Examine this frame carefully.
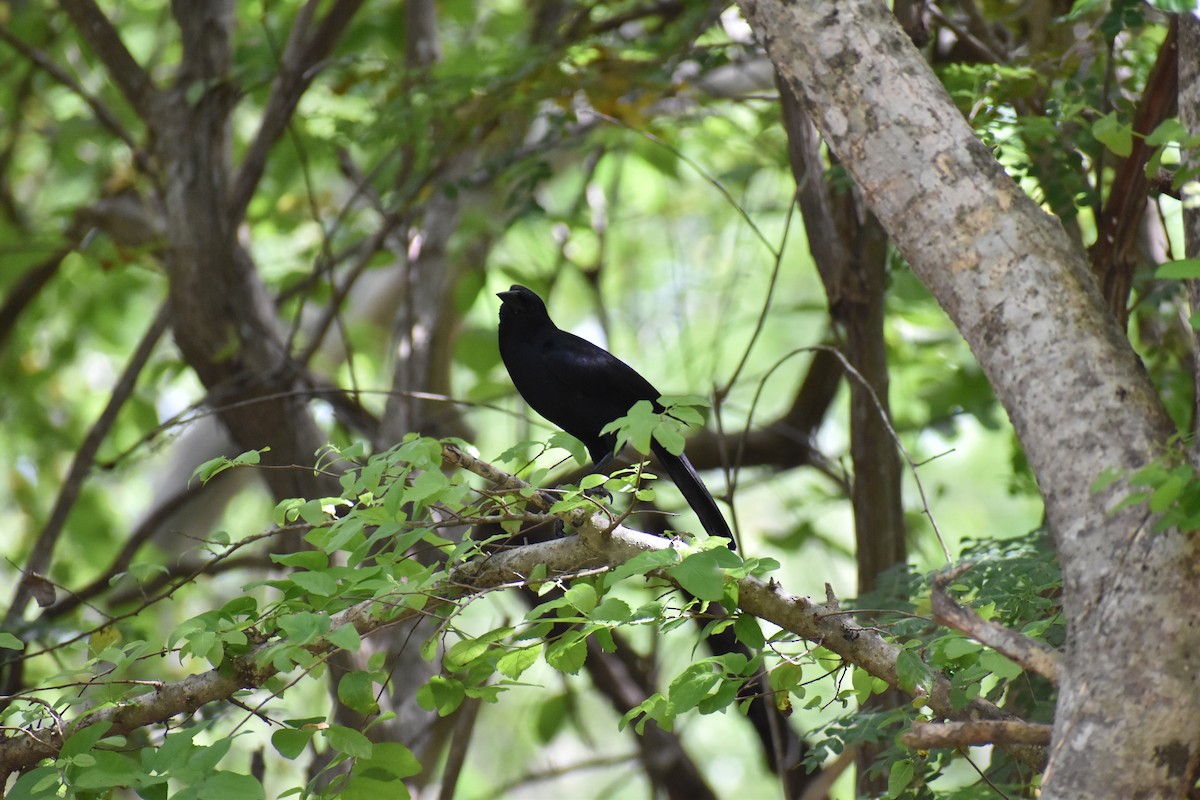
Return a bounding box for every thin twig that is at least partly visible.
[807,346,952,562]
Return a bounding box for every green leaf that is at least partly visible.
[978,651,1023,681]
[271,551,328,570]
[1108,489,1152,514]
[768,662,803,694]
[342,742,419,800]
[668,661,723,713]
[652,424,686,456]
[939,636,980,660]
[600,400,658,454]
[1149,471,1189,513]
[1148,0,1196,12]
[276,612,330,644]
[589,597,632,623]
[619,693,671,734]
[274,497,306,526]
[339,672,381,715]
[496,645,541,679]
[1093,112,1132,157]
[659,393,709,411]
[406,470,450,504]
[69,750,142,789]
[271,727,316,760]
[420,634,439,662]
[198,771,265,800]
[534,694,569,743]
[328,624,362,652]
[9,766,62,798]
[851,667,876,704]
[547,431,589,465]
[733,614,764,649]
[0,632,25,650]
[668,550,726,601]
[188,734,233,773]
[545,631,588,674]
[290,570,338,597]
[564,582,598,613]
[297,499,331,525]
[191,448,268,485]
[322,516,365,552]
[1145,118,1188,145]
[364,742,421,778]
[325,725,374,759]
[445,637,491,672]
[417,675,466,716]
[603,549,680,589]
[61,722,113,759]
[1090,466,1123,493]
[888,759,914,798]
[143,726,202,773]
[579,472,608,490]
[1155,258,1200,280]
[1144,143,1166,180]
[896,648,930,694]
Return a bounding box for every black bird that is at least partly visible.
[497,284,733,548]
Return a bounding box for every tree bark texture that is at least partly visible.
[737,1,1197,797]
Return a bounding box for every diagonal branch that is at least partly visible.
[0,26,140,157]
[932,568,1062,684]
[56,0,158,121]
[3,305,170,630]
[227,0,365,222]
[0,249,70,355]
[1088,16,1179,327]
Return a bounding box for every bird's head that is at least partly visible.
[497,285,549,322]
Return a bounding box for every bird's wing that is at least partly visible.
[506,329,660,464]
[538,330,661,413]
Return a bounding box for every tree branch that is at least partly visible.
[902,720,1053,749]
[3,305,170,630]
[39,478,218,621]
[0,444,1047,776]
[0,249,70,354]
[452,531,1045,770]
[0,26,140,157]
[228,0,365,222]
[931,567,1062,684]
[1088,17,1179,327]
[56,0,158,120]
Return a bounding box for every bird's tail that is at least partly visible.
[650,441,735,550]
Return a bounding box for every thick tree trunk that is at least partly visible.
[738,1,1199,797]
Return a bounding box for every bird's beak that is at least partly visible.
[497,289,517,302]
